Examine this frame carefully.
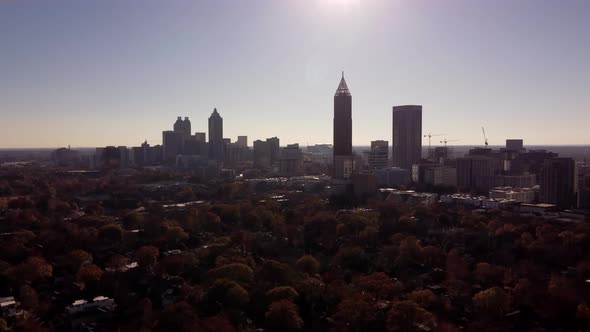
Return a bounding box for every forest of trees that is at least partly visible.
[1,166,590,331]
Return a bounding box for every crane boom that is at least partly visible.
[482,127,489,146]
[424,133,445,160]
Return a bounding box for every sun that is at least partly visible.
[321,0,360,9]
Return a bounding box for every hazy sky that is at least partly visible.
[1,0,589,148]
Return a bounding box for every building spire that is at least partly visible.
[335,72,351,97]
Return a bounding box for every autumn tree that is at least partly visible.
[472,287,509,317]
[105,254,128,272]
[77,264,104,284]
[331,294,381,331]
[295,255,320,275]
[136,246,160,271]
[98,224,123,244]
[386,301,436,332]
[165,225,189,246]
[64,249,92,273]
[445,249,470,281]
[9,256,53,283]
[407,289,437,309]
[265,300,304,332]
[356,272,403,300]
[200,314,236,332]
[154,301,200,332]
[19,285,39,312]
[474,262,505,286]
[205,279,250,310]
[266,286,299,302]
[258,260,298,286]
[208,263,254,284]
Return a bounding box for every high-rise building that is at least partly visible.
[456,156,497,191]
[433,147,449,164]
[392,105,422,170]
[253,140,271,168]
[368,140,389,170]
[208,108,224,161]
[266,137,280,165]
[237,136,248,148]
[506,139,524,152]
[131,140,150,166]
[333,73,354,179]
[163,130,184,163]
[541,158,577,209]
[194,132,206,143]
[279,144,303,176]
[173,116,191,138]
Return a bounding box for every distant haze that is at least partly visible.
[1,0,589,148]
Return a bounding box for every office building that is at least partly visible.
[456,156,498,191]
[352,173,378,199]
[194,132,206,143]
[333,73,354,179]
[368,140,389,170]
[506,139,524,152]
[208,108,224,161]
[375,167,411,187]
[173,116,191,138]
[267,137,280,165]
[131,140,151,166]
[541,158,577,209]
[163,130,184,163]
[279,144,303,176]
[433,147,449,164]
[237,136,248,148]
[392,105,422,170]
[253,140,271,168]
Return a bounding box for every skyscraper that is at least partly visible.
[163,130,183,163]
[253,139,271,168]
[542,158,577,208]
[266,137,280,165]
[173,116,191,138]
[368,140,389,170]
[392,105,422,170]
[506,139,524,152]
[208,108,224,161]
[333,73,354,179]
[237,136,248,148]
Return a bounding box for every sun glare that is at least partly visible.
[321,0,360,9]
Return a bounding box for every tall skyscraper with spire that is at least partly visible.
[208,108,224,161]
[333,72,354,179]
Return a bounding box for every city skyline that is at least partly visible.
[1,0,590,148]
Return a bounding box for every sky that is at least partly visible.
[1,0,589,148]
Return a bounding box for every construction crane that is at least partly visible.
[440,138,460,148]
[424,133,445,159]
[482,127,489,147]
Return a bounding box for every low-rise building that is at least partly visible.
[489,186,535,203]
[520,203,558,215]
[374,167,411,187]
